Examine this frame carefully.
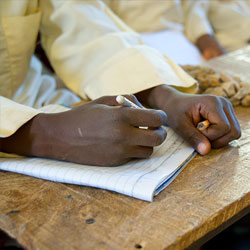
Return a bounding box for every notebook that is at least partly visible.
[0,126,196,202]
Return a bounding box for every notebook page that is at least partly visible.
[0,127,195,202]
[154,150,197,195]
[124,129,195,201]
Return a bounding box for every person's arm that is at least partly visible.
[38,0,240,155]
[196,34,226,60]
[1,95,167,166]
[182,0,225,60]
[39,0,197,100]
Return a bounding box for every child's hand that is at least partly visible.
[1,96,167,166]
[139,85,241,155]
[196,34,226,60]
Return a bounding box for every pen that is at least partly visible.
[116,95,142,109]
[197,120,210,131]
[116,95,148,129]
[117,96,209,131]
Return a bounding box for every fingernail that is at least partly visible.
[197,143,207,155]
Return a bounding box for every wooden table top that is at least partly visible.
[1,48,250,250]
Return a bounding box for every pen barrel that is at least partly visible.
[116,95,141,109]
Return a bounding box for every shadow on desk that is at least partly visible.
[201,213,250,250]
[0,230,23,250]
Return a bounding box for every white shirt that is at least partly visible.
[2,0,249,138]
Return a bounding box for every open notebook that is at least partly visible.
[0,126,196,202]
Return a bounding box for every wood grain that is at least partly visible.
[0,49,250,250]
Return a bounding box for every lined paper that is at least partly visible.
[0,127,195,202]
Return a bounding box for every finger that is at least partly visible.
[199,102,231,141]
[128,127,167,147]
[211,103,241,148]
[122,108,167,128]
[176,120,211,155]
[127,146,154,159]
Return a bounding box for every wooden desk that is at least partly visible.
[1,48,250,250]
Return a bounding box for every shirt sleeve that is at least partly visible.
[39,0,197,100]
[0,96,41,138]
[0,96,70,138]
[182,0,214,44]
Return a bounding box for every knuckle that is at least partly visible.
[207,95,224,107]
[218,96,227,103]
[203,94,218,103]
[113,127,126,142]
[218,96,232,108]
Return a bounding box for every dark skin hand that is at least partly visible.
[1,96,167,166]
[1,85,241,166]
[196,34,226,60]
[136,85,241,155]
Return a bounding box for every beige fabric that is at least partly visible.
[184,0,250,50]
[39,0,196,101]
[12,55,81,108]
[0,96,40,138]
[1,0,249,139]
[104,0,184,32]
[0,95,69,138]
[0,0,197,138]
[0,1,41,99]
[104,0,250,50]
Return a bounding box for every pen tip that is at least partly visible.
[116,95,124,104]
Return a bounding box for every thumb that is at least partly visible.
[179,121,211,155]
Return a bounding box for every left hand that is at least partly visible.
[137,85,241,155]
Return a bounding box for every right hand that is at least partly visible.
[2,96,167,166]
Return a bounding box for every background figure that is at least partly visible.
[104,0,250,60]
